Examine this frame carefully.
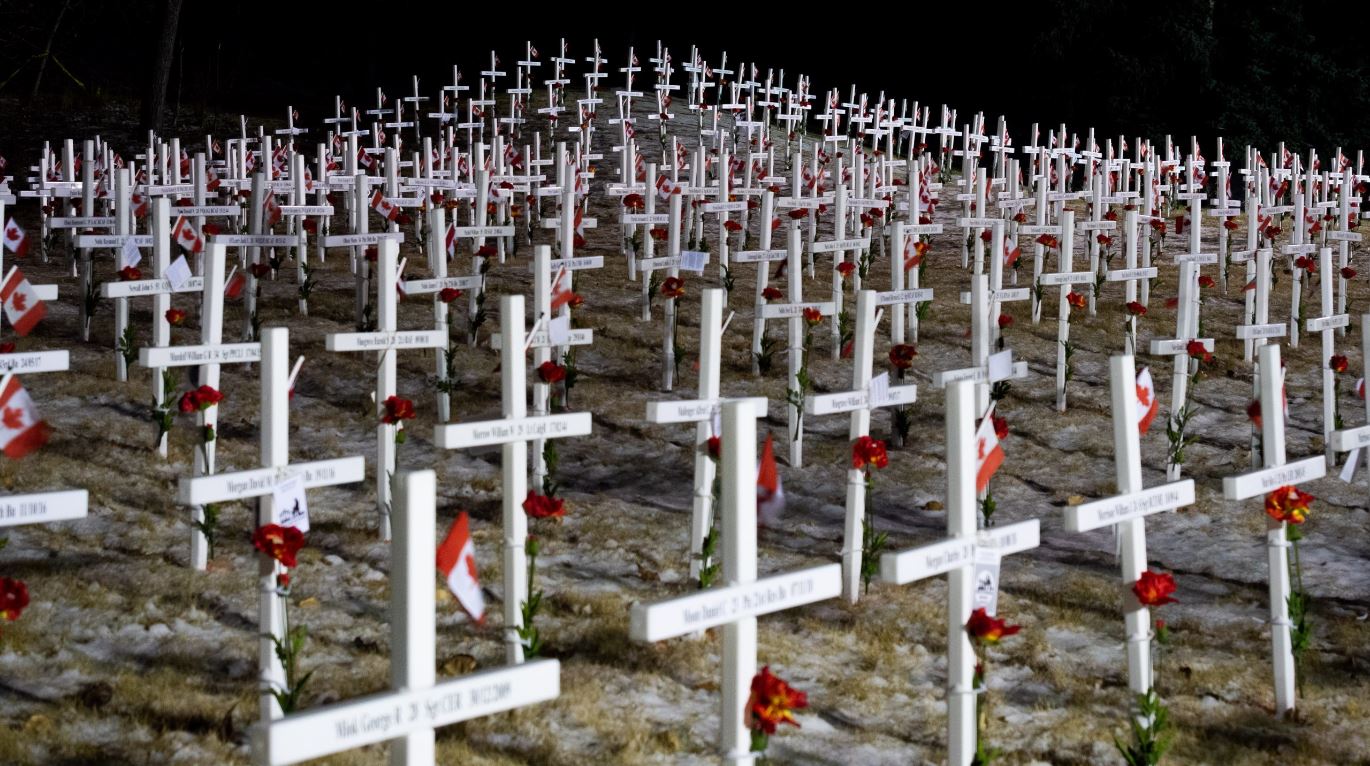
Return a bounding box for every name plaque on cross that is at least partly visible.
[0,489,88,527]
[434,412,593,450]
[255,660,560,766]
[1065,480,1195,532]
[629,563,842,642]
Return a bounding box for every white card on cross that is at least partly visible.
[273,473,309,532]
[973,547,1002,615]
[987,350,1014,382]
[166,255,193,290]
[547,314,572,347]
[680,250,709,273]
[121,237,142,270]
[868,372,891,407]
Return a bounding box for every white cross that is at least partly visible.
[139,241,262,569]
[937,274,1030,413]
[879,379,1039,765]
[1062,355,1195,694]
[1331,315,1370,490]
[1222,343,1327,716]
[179,327,364,720]
[646,288,765,583]
[1303,246,1349,465]
[630,399,842,765]
[762,223,837,467]
[0,343,85,529]
[325,236,445,541]
[804,289,917,601]
[250,469,559,765]
[433,294,591,664]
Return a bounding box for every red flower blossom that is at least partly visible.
[439,287,463,303]
[966,607,1020,644]
[649,227,668,241]
[802,307,823,326]
[1342,266,1358,280]
[1132,570,1178,607]
[998,313,1014,329]
[1198,275,1215,289]
[165,308,187,326]
[1035,234,1059,250]
[980,229,993,243]
[522,491,566,519]
[252,524,306,568]
[746,666,808,735]
[538,361,567,384]
[1066,291,1086,310]
[889,344,917,370]
[1223,218,1239,231]
[1265,485,1313,525]
[724,219,743,233]
[380,395,416,424]
[250,262,272,279]
[836,261,856,279]
[660,276,686,299]
[705,436,721,460]
[787,209,809,220]
[1096,234,1113,247]
[1330,355,1350,374]
[118,266,142,281]
[0,577,29,623]
[476,244,498,258]
[851,435,889,471]
[1247,399,1263,429]
[622,193,645,211]
[1186,340,1212,363]
[179,385,224,413]
[762,286,784,301]
[1295,255,1316,273]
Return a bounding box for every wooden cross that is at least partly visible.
[646,288,766,583]
[762,223,837,467]
[433,294,591,664]
[1063,355,1195,694]
[630,399,842,765]
[805,289,917,601]
[140,241,262,569]
[250,468,559,765]
[1222,343,1327,716]
[179,327,365,720]
[879,379,1039,766]
[325,237,446,541]
[1305,246,1349,465]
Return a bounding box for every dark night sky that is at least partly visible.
[3,2,1370,155]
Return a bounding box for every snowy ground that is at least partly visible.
[0,102,1368,766]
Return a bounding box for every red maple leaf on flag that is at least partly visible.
[1136,384,1151,407]
[11,293,26,312]
[465,552,478,580]
[977,438,987,460]
[2,407,23,430]
[5,229,17,242]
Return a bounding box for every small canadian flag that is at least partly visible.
[172,216,204,254]
[436,511,485,622]
[0,374,49,459]
[0,267,46,336]
[974,405,1005,493]
[757,433,785,526]
[224,265,246,300]
[1136,367,1160,435]
[444,224,456,256]
[370,189,399,222]
[549,266,574,311]
[3,218,29,258]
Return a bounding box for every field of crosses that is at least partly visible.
[0,38,1367,766]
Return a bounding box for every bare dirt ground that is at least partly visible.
[0,99,1367,766]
